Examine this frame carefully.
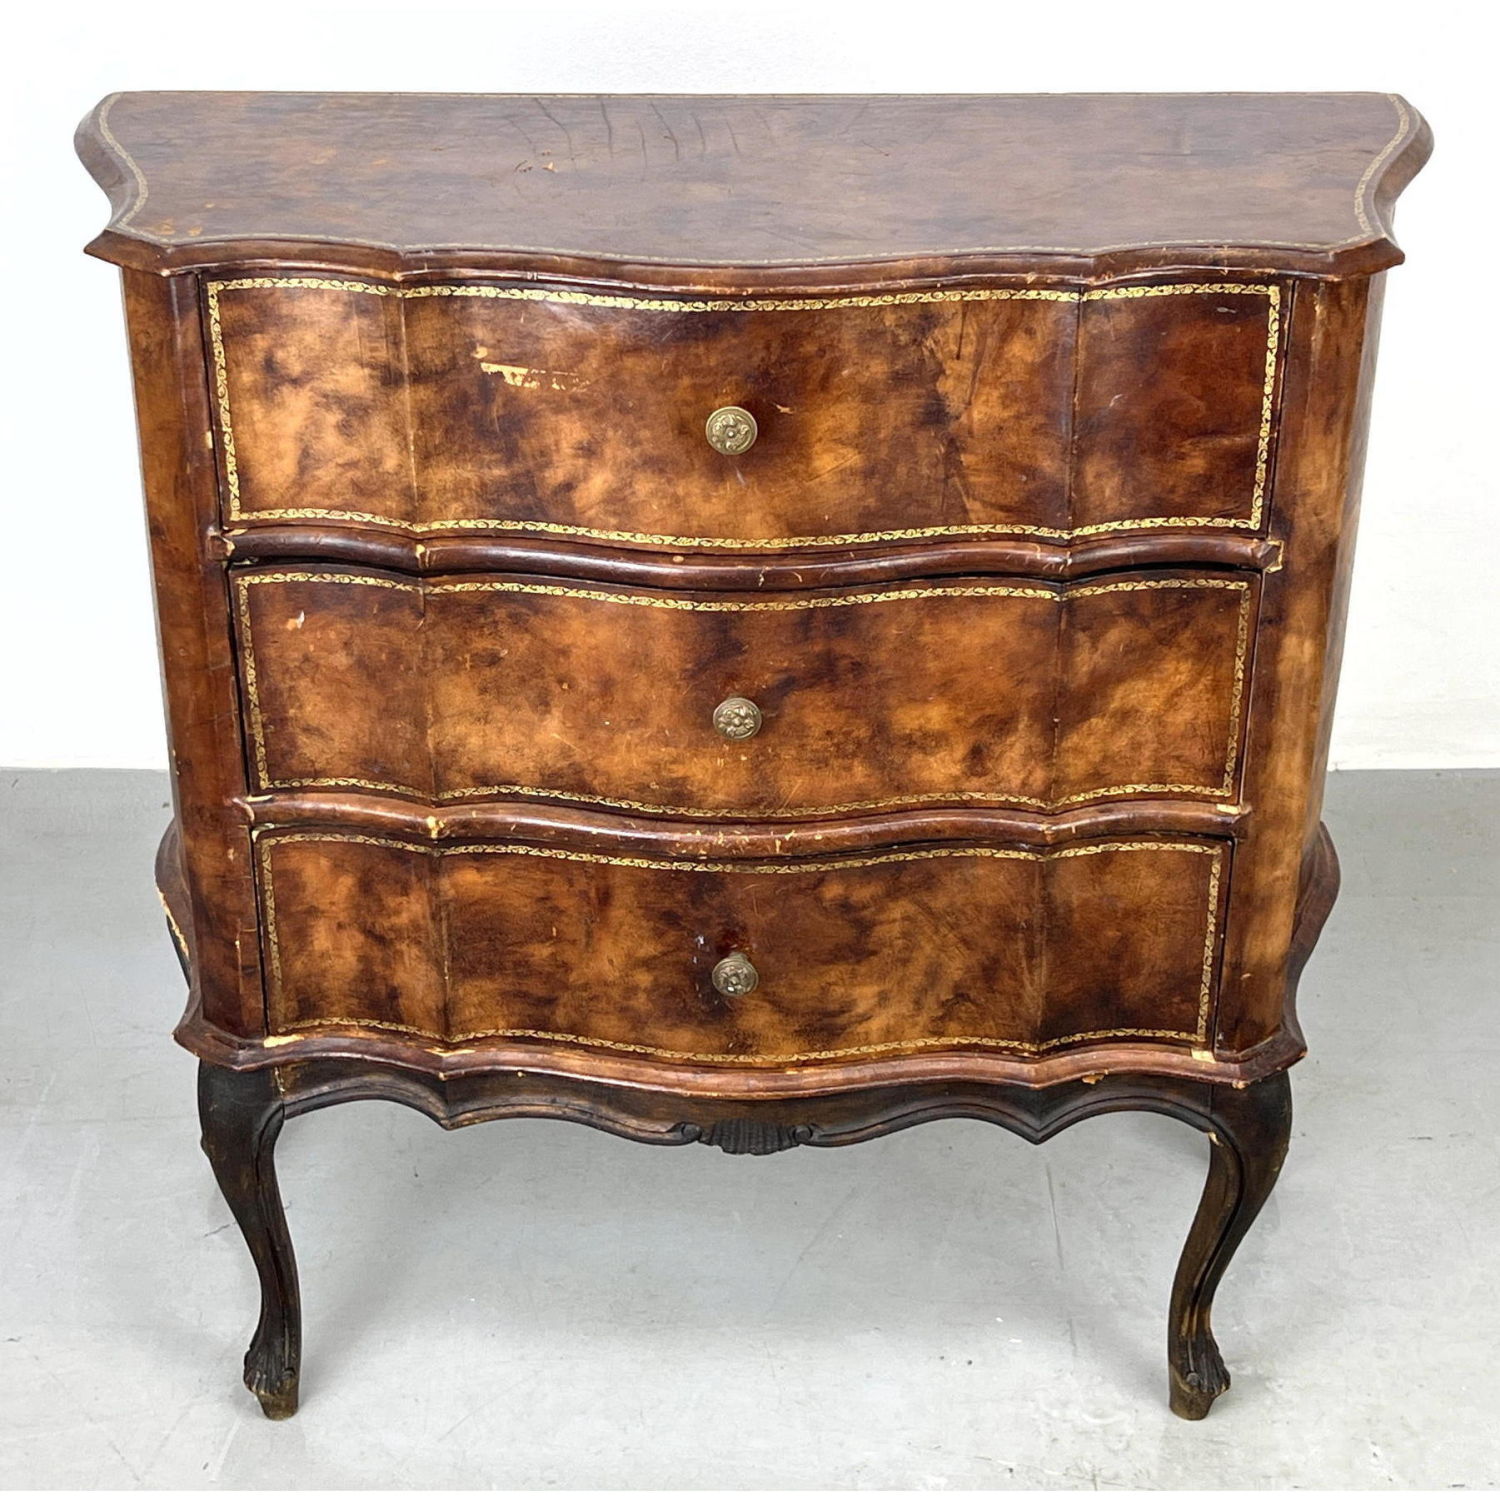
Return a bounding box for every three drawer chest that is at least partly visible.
[78,90,1429,1421]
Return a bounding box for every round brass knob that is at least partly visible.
[712,696,763,741]
[705,405,758,456]
[711,951,759,997]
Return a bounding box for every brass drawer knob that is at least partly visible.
[711,951,759,997]
[712,696,763,741]
[705,405,758,456]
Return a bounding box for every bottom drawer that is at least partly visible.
[255,832,1226,1064]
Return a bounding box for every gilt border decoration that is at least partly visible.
[232,571,1254,816]
[205,277,1281,546]
[253,830,1226,1060]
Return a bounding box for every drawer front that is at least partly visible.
[234,570,1255,816]
[209,278,1279,546]
[255,832,1226,1061]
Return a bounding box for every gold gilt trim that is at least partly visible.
[96,93,151,232]
[216,276,1085,312]
[255,828,1213,871]
[205,277,1281,546]
[255,831,1224,1059]
[235,573,272,788]
[233,571,1249,602]
[1197,849,1225,1039]
[1354,95,1412,237]
[275,779,1226,818]
[270,1019,1203,1061]
[259,842,284,998]
[233,572,1254,811]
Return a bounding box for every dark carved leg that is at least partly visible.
[198,1062,301,1419]
[182,1056,1298,1419]
[1168,1071,1292,1419]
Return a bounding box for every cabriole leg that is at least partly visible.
[197,1062,301,1419]
[1168,1070,1293,1419]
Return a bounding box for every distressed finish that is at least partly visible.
[256,831,1226,1057]
[234,568,1255,815]
[80,91,1423,277]
[205,278,1278,544]
[81,92,1427,1423]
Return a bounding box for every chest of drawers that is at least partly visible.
[79,90,1428,1423]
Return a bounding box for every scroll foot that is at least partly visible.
[198,1062,302,1419]
[1167,1071,1292,1419]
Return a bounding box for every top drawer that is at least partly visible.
[207,277,1281,549]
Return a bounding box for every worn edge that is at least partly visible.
[77,94,1430,281]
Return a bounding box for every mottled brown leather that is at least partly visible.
[210,280,1276,543]
[1072,289,1276,530]
[90,93,1428,1427]
[233,568,1253,815]
[84,93,1428,1095]
[257,833,1224,1061]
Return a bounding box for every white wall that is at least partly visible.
[1,0,1493,769]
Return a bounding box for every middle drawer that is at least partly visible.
[233,568,1255,817]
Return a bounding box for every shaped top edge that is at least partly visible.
[78,91,1431,283]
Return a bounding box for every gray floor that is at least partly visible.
[1,768,1496,1490]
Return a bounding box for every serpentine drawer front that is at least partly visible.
[254,831,1227,1059]
[232,567,1256,815]
[80,91,1427,1424]
[207,275,1280,546]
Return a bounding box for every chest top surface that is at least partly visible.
[79,91,1428,279]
